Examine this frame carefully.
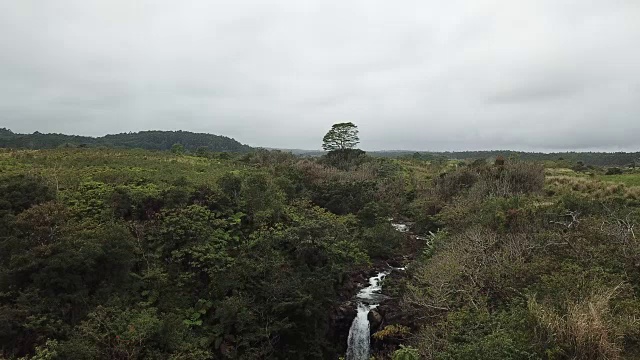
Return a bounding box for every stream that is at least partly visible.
[345,271,389,360]
[345,222,409,360]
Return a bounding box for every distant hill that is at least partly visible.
[402,150,640,167]
[2,128,636,166]
[281,147,640,166]
[0,128,252,152]
[264,148,326,157]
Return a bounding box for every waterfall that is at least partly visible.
[346,303,376,360]
[344,222,408,359]
[345,271,389,360]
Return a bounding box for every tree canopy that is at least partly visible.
[322,122,360,151]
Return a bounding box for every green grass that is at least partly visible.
[0,148,250,190]
[598,173,640,187]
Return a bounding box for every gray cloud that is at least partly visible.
[1,0,639,151]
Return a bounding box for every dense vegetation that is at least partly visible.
[2,132,640,359]
[0,129,251,153]
[395,160,640,359]
[0,146,412,359]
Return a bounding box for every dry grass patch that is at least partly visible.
[547,176,640,201]
[528,284,631,360]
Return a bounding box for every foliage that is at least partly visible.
[400,156,640,360]
[0,129,252,153]
[0,147,400,359]
[373,325,411,341]
[171,143,185,154]
[391,345,419,360]
[527,284,628,360]
[605,167,624,175]
[321,122,360,151]
[320,149,369,170]
[4,142,640,360]
[434,161,544,201]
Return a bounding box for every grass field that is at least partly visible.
[0,148,247,189]
[598,173,640,187]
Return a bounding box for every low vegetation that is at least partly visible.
[400,160,640,360]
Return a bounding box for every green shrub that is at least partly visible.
[606,167,624,175]
[392,345,420,360]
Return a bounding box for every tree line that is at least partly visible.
[0,129,252,153]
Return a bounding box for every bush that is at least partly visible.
[319,149,368,170]
[0,175,54,214]
[433,168,479,201]
[606,167,624,175]
[310,180,376,215]
[472,162,545,198]
[360,222,405,259]
[357,201,389,227]
[392,345,420,360]
[434,161,544,202]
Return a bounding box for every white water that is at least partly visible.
[346,271,389,360]
[346,302,376,360]
[345,223,408,359]
[391,223,410,233]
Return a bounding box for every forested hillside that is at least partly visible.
[0,129,252,153]
[2,143,640,359]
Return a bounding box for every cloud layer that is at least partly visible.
[1,0,639,151]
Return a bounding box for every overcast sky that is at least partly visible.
[1,1,639,151]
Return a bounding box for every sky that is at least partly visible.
[1,0,639,151]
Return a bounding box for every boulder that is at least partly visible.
[328,301,358,355]
[368,308,384,333]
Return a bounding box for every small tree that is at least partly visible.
[322,122,360,151]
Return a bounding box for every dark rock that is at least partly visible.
[377,302,404,325]
[387,259,402,268]
[368,308,383,333]
[328,301,358,356]
[339,302,357,316]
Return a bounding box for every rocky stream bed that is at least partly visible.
[329,222,420,359]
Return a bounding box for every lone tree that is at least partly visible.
[322,122,360,151]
